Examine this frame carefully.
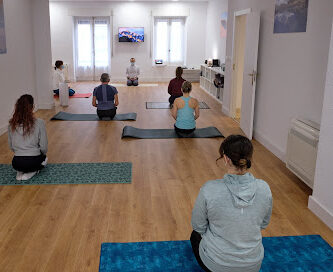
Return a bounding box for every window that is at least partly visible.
[74,17,110,81]
[154,18,185,65]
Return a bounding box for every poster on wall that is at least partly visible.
[0,0,6,54]
[220,12,228,38]
[274,0,309,33]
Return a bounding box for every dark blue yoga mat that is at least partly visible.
[99,235,333,272]
[51,111,137,121]
[122,126,224,139]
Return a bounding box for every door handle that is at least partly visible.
[248,70,257,85]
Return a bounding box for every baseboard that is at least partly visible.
[308,196,333,230]
[253,129,286,162]
[0,123,8,136]
[38,102,55,110]
[73,78,199,83]
[110,77,173,83]
[222,105,229,116]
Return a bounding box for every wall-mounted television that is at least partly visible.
[119,27,144,43]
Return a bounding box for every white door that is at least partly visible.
[239,12,260,139]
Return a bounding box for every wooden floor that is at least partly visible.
[0,82,332,272]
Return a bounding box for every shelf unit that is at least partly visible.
[200,65,224,103]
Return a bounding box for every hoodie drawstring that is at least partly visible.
[241,208,244,214]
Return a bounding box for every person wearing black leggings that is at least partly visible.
[8,95,48,181]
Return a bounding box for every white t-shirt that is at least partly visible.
[126,65,140,79]
[53,69,65,90]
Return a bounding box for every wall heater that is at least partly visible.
[286,118,320,189]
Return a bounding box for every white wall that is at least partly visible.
[32,0,54,109]
[308,20,333,230]
[49,1,207,82]
[223,0,333,160]
[0,0,37,134]
[205,0,228,62]
[0,0,54,135]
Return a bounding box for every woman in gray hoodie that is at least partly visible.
[8,95,48,181]
[191,135,272,272]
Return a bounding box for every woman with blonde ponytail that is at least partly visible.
[191,135,273,272]
[8,94,48,181]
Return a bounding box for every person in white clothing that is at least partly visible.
[126,58,140,86]
[53,60,75,96]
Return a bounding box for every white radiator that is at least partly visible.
[286,118,320,189]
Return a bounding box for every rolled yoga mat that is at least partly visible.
[51,111,137,121]
[122,126,224,139]
[146,102,210,109]
[99,235,333,272]
[0,162,132,185]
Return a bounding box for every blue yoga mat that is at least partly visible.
[99,235,333,272]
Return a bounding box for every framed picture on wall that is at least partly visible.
[274,0,309,34]
[0,0,6,54]
[220,12,228,38]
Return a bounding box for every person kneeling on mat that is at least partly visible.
[171,81,200,137]
[126,58,140,86]
[168,66,186,107]
[190,135,272,272]
[53,60,75,96]
[92,73,119,120]
[8,94,48,181]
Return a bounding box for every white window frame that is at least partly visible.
[153,17,186,66]
[74,16,111,81]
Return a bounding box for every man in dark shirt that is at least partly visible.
[168,67,186,106]
[92,73,119,120]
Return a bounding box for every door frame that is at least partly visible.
[230,8,251,119]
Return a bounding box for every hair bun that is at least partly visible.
[239,159,247,168]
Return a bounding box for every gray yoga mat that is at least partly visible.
[0,162,132,185]
[122,126,224,139]
[146,102,210,109]
[51,111,137,121]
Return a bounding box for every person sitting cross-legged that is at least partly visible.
[53,60,75,96]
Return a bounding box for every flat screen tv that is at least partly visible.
[119,27,144,43]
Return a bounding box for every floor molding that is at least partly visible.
[0,124,7,136]
[253,129,286,162]
[222,105,230,116]
[308,196,333,230]
[38,102,55,109]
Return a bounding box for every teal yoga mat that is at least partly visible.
[0,162,132,185]
[99,235,333,272]
[51,111,137,121]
